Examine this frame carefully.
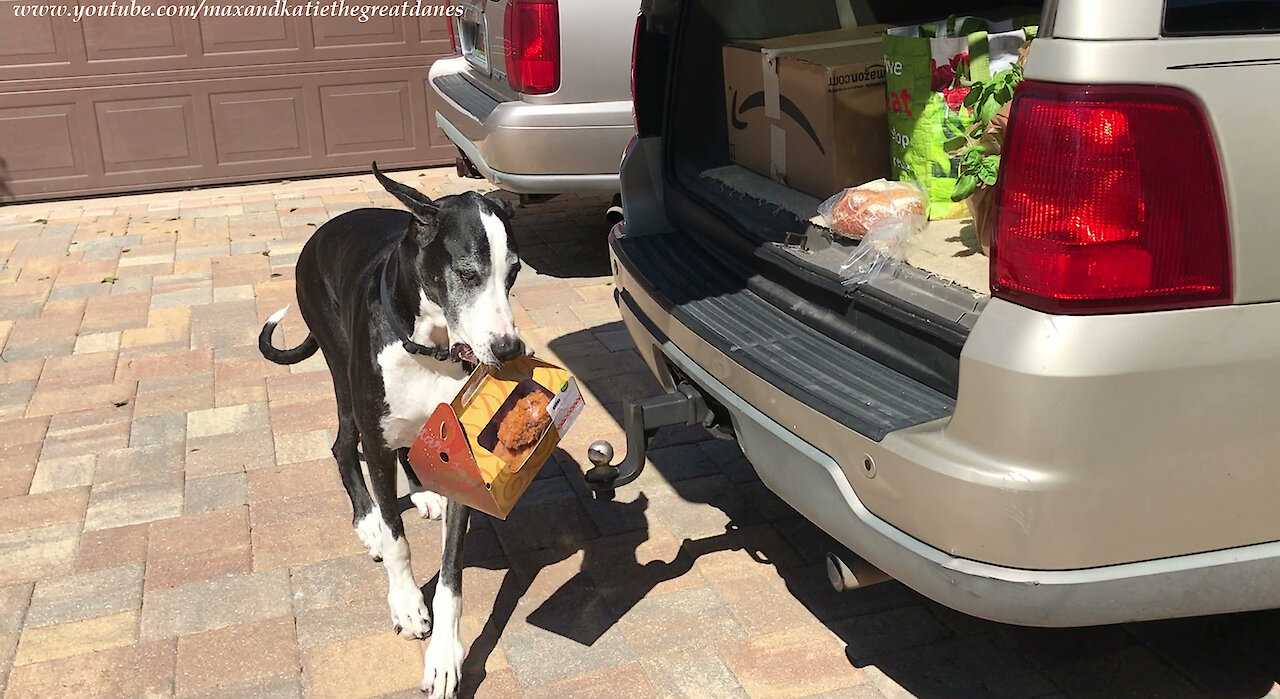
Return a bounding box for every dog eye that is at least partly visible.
[458,270,478,284]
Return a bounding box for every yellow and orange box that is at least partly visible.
[406,357,584,519]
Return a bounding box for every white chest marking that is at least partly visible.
[376,343,469,449]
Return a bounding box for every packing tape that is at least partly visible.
[762,51,781,120]
[835,0,857,28]
[759,35,882,118]
[769,124,787,183]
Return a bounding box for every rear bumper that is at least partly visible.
[428,58,632,195]
[613,263,1280,627]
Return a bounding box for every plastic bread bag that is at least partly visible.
[817,179,927,241]
[815,179,928,286]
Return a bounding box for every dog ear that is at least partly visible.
[372,162,439,224]
[483,193,517,220]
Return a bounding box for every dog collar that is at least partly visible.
[378,257,464,365]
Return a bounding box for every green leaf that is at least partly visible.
[952,175,978,201]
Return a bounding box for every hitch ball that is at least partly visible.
[587,440,615,468]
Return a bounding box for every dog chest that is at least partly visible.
[376,343,470,449]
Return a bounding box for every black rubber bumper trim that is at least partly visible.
[614,231,956,442]
[432,73,505,122]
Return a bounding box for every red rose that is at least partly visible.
[942,85,971,111]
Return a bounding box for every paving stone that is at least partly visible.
[0,487,90,534]
[273,428,332,465]
[832,606,955,663]
[26,563,144,628]
[0,379,36,420]
[303,632,423,698]
[0,522,77,585]
[14,610,138,665]
[4,637,176,699]
[84,471,184,531]
[175,616,300,697]
[614,585,747,658]
[134,373,216,418]
[146,507,252,590]
[76,523,149,573]
[0,444,39,499]
[250,490,363,570]
[72,330,121,354]
[641,644,749,699]
[643,474,765,540]
[720,624,868,698]
[500,579,636,688]
[129,411,187,448]
[139,568,292,640]
[0,583,33,634]
[92,442,185,485]
[185,428,277,477]
[184,471,249,514]
[0,417,50,450]
[247,458,343,504]
[524,661,659,698]
[40,405,131,459]
[867,634,1059,699]
[187,401,270,439]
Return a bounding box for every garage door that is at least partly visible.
[0,1,459,202]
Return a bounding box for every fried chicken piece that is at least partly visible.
[497,391,552,453]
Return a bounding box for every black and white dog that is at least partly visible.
[258,164,523,697]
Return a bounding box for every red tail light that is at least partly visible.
[992,82,1231,314]
[447,16,458,55]
[503,0,560,95]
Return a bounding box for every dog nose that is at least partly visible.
[491,336,525,363]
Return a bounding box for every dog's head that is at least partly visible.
[373,163,524,367]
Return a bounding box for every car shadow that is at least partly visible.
[449,322,1280,699]
[491,193,614,279]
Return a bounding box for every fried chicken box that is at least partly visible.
[406,357,584,519]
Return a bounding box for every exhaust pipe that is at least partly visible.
[826,550,890,592]
[455,155,482,179]
[605,193,624,227]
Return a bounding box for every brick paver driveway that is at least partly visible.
[1,168,1278,698]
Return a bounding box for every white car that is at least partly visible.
[429,0,638,196]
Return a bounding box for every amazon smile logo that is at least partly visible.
[730,89,826,156]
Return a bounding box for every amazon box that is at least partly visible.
[723,25,891,199]
[406,357,584,519]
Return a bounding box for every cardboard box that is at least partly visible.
[406,357,584,519]
[723,25,892,199]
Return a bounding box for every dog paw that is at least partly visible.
[421,635,464,699]
[388,586,431,640]
[410,490,446,520]
[354,509,391,562]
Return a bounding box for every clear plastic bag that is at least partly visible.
[816,179,928,287]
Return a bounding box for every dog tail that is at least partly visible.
[259,306,319,365]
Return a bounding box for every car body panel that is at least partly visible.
[430,0,638,194]
[613,0,1280,624]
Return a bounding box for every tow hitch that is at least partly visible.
[584,383,714,500]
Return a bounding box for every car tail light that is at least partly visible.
[991,82,1231,314]
[447,16,458,55]
[503,0,560,95]
[630,15,641,130]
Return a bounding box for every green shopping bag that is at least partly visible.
[882,17,1036,219]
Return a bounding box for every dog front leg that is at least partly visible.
[363,440,431,640]
[398,448,446,520]
[423,499,469,699]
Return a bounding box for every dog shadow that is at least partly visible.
[441,323,1280,699]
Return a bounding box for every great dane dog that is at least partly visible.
[259,164,523,697]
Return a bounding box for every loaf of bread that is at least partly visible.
[822,179,926,240]
[497,391,552,453]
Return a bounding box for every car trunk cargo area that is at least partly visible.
[640,0,1033,404]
